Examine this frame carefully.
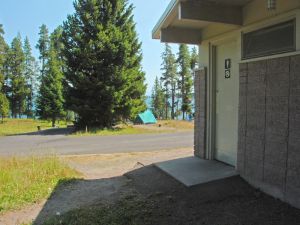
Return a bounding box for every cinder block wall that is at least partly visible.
[237,54,300,209]
[194,68,207,158]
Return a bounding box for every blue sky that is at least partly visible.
[0,0,174,95]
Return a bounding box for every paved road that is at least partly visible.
[0,128,193,156]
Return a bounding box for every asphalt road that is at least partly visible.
[0,129,193,156]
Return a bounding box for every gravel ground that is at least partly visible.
[125,166,300,225]
[1,148,300,225]
[0,148,193,225]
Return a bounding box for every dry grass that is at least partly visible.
[0,119,192,137]
[0,156,81,213]
[73,125,166,136]
[73,120,193,136]
[0,119,69,136]
[157,120,194,130]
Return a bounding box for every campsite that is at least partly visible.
[1,0,300,225]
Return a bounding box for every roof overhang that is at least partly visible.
[152,0,250,44]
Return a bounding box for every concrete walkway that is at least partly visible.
[155,156,238,187]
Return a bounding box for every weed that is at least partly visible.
[0,156,81,213]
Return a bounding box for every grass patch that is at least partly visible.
[0,119,70,136]
[42,195,155,225]
[73,120,193,136]
[73,125,161,136]
[0,156,81,213]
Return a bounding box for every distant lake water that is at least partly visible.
[144,95,195,121]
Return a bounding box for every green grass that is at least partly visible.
[73,125,162,136]
[42,195,154,225]
[0,119,70,136]
[0,156,81,213]
[0,119,193,137]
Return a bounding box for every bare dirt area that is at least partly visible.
[63,148,193,179]
[0,176,134,225]
[1,147,300,225]
[124,166,300,225]
[134,120,194,132]
[0,148,193,225]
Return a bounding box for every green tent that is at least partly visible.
[134,110,157,124]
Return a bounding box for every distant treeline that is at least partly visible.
[151,44,198,120]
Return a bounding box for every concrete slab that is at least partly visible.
[155,156,238,187]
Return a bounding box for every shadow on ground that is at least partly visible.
[11,127,75,136]
[31,164,300,225]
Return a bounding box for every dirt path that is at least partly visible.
[0,148,193,225]
[63,148,193,179]
[3,147,299,225]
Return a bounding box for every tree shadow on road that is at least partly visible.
[9,127,75,136]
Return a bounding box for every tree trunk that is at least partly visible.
[165,89,169,120]
[165,97,168,120]
[171,88,175,120]
[52,117,55,128]
[181,75,185,121]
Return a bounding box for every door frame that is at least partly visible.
[206,37,239,167]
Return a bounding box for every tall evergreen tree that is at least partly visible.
[50,26,64,68]
[190,46,198,71]
[62,0,146,127]
[151,76,165,119]
[0,24,8,92]
[177,44,192,120]
[7,34,28,118]
[0,24,9,120]
[190,46,198,114]
[36,43,65,127]
[0,92,9,121]
[160,43,177,120]
[36,24,50,78]
[23,37,38,118]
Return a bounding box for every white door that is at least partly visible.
[215,40,239,166]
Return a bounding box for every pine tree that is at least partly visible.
[190,46,198,71]
[50,26,64,70]
[0,92,9,122]
[151,76,165,119]
[0,25,9,120]
[36,44,65,127]
[160,43,177,120]
[0,25,9,94]
[50,26,68,100]
[36,24,50,78]
[190,46,198,117]
[177,44,192,120]
[0,24,7,92]
[23,37,38,118]
[62,0,146,127]
[6,34,28,118]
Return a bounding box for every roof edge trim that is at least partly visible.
[152,0,179,39]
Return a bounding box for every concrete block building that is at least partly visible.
[153,0,300,208]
